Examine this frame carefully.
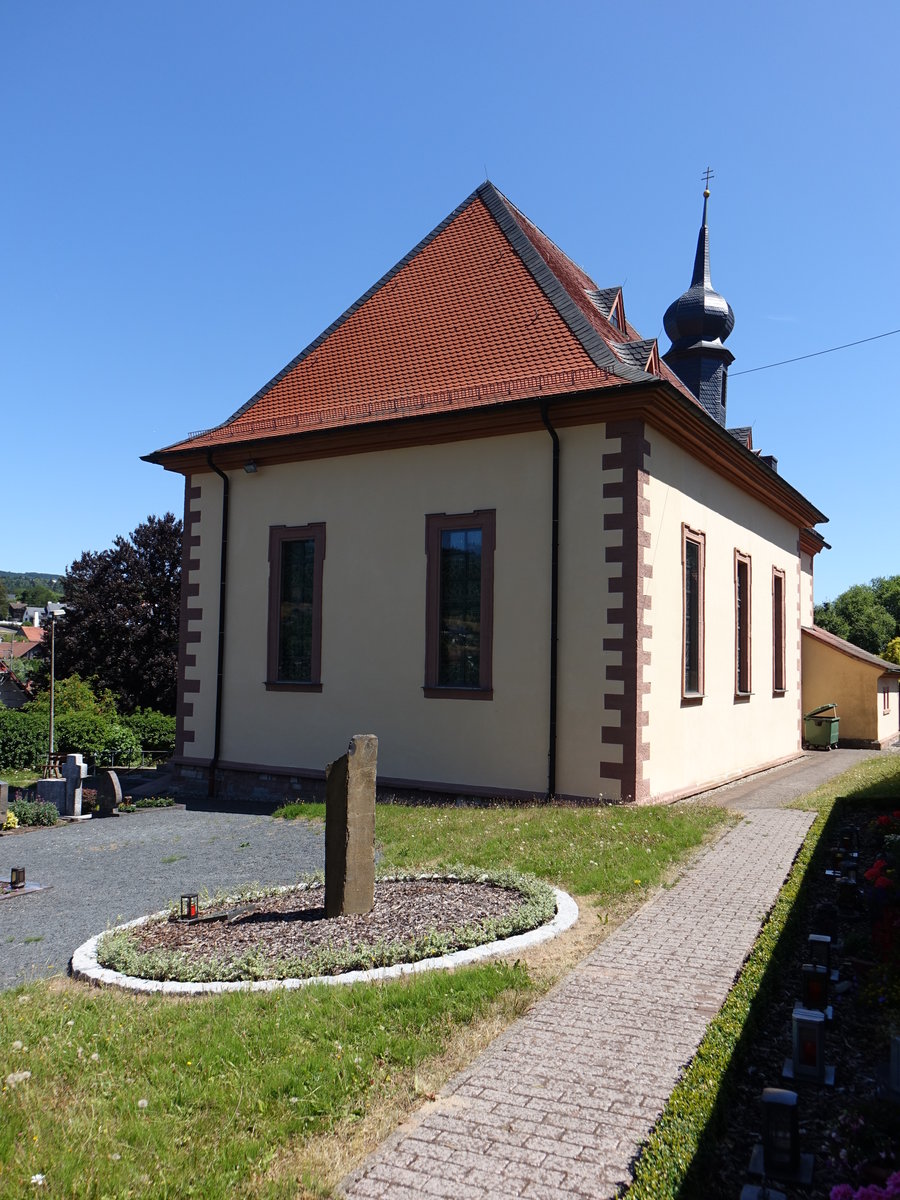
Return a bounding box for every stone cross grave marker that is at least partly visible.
[61,753,89,819]
[97,770,122,817]
[325,734,377,918]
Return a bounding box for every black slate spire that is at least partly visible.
[663,184,734,425]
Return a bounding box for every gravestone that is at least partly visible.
[97,770,122,818]
[61,753,89,820]
[0,780,8,832]
[36,777,67,815]
[324,734,377,918]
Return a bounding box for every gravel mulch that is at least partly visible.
[126,879,524,968]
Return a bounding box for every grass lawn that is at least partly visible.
[0,799,731,1198]
[2,769,42,789]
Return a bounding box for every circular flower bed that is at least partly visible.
[72,870,578,994]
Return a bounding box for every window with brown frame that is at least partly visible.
[682,525,705,698]
[266,523,325,691]
[773,568,786,694]
[424,510,495,699]
[884,685,892,716]
[735,551,752,697]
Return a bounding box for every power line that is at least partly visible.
[730,327,900,377]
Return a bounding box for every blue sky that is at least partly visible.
[2,2,897,602]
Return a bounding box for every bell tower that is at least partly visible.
[663,174,735,425]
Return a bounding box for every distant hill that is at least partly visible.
[1,571,64,599]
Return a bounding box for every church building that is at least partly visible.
[145,181,827,804]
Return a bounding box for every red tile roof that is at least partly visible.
[151,183,698,458]
[20,626,45,644]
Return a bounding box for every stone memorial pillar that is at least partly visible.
[0,780,8,832]
[97,770,122,817]
[61,753,89,819]
[325,734,377,918]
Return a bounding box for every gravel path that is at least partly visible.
[0,808,323,991]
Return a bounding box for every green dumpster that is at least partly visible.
[804,703,839,750]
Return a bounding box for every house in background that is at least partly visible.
[146,181,828,805]
[802,625,900,749]
[0,661,31,709]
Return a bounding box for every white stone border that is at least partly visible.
[70,888,579,996]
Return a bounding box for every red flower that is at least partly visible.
[874,875,896,890]
[877,815,893,827]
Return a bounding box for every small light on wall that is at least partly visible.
[10,867,25,889]
[180,893,199,920]
[243,461,258,474]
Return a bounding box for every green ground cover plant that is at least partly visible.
[9,798,58,827]
[118,796,176,812]
[624,752,900,1200]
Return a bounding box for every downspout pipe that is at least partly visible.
[206,451,230,800]
[540,401,560,802]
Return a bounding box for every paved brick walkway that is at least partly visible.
[340,807,815,1199]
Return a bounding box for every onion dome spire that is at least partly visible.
[662,175,734,425]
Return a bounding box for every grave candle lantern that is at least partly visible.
[180,893,199,920]
[838,827,859,858]
[761,1088,800,1176]
[800,963,828,1012]
[788,1008,834,1084]
[807,934,831,975]
[10,867,25,888]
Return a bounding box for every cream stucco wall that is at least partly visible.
[181,418,822,801]
[802,634,899,745]
[643,430,804,800]
[878,679,900,745]
[555,425,621,798]
[800,551,815,626]
[182,429,621,798]
[184,426,623,799]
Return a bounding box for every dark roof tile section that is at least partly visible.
[729,426,753,449]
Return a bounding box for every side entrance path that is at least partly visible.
[341,807,815,1200]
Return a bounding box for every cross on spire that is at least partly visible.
[701,166,715,195]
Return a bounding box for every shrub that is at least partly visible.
[53,711,142,767]
[0,708,47,770]
[123,708,176,754]
[55,711,115,761]
[100,723,142,767]
[10,798,59,827]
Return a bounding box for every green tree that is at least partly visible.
[815,579,899,656]
[872,576,900,626]
[882,636,900,665]
[50,513,182,714]
[17,581,62,607]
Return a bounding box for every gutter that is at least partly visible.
[206,451,230,799]
[540,401,560,801]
